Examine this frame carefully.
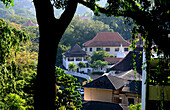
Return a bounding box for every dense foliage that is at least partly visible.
[68,63,77,72]
[57,17,114,66]
[0,17,83,109]
[90,50,111,64]
[93,14,133,40]
[90,60,108,71]
[0,18,35,109]
[0,2,35,19]
[60,17,113,47]
[55,67,82,110]
[77,62,86,70]
[128,102,141,110]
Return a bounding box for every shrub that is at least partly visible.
[128,102,141,110]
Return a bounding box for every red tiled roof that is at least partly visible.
[104,57,123,64]
[83,32,131,47]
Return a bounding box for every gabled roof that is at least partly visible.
[116,69,142,81]
[83,74,128,90]
[62,44,90,57]
[109,47,143,74]
[82,101,123,110]
[83,32,130,47]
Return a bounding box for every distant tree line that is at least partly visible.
[0,6,133,67]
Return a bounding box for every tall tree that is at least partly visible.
[32,0,79,109]
[0,0,79,109]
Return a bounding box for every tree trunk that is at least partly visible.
[33,0,78,109]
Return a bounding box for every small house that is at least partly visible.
[62,44,91,73]
[83,71,142,110]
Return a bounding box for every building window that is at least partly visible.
[124,48,129,51]
[76,57,82,61]
[90,48,92,52]
[106,48,110,52]
[97,48,102,51]
[85,48,87,51]
[68,57,74,61]
[115,48,119,52]
[128,98,134,105]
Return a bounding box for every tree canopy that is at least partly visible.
[60,17,113,47]
[90,60,108,70]
[90,50,110,64]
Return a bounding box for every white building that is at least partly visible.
[62,44,92,73]
[83,32,131,57]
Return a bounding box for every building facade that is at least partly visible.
[83,73,142,110]
[62,44,92,73]
[83,32,131,57]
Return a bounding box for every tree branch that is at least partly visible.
[33,0,57,25]
[59,0,78,31]
[79,0,110,15]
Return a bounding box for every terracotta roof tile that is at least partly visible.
[104,57,123,64]
[83,32,130,47]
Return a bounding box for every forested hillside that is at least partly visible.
[56,17,114,66]
[0,1,133,66]
[0,2,35,19]
[93,14,133,40]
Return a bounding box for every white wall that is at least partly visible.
[83,46,130,57]
[63,57,88,69]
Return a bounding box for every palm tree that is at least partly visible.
[68,63,77,72]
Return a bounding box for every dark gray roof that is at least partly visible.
[109,47,143,74]
[122,80,142,94]
[83,74,128,90]
[81,101,123,110]
[116,69,142,81]
[62,44,90,57]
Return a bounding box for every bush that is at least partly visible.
[128,102,141,110]
[1,93,26,110]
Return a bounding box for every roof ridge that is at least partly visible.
[106,75,117,89]
[107,74,129,89]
